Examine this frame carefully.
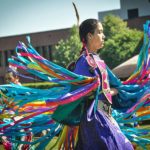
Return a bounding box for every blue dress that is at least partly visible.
[74,54,134,150]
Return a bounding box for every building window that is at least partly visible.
[4,51,9,66]
[35,47,39,54]
[42,46,47,59]
[0,52,2,67]
[48,45,52,60]
[0,77,4,84]
[128,8,139,19]
[10,49,16,56]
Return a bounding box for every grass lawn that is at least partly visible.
[0,145,4,150]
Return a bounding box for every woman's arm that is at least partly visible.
[110,88,118,96]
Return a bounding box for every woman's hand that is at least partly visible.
[110,88,118,96]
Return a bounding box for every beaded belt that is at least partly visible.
[97,100,111,116]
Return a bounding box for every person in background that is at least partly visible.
[1,67,33,150]
[5,67,21,85]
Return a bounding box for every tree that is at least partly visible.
[53,15,143,69]
[53,25,82,68]
[100,15,143,69]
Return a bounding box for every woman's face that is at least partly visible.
[87,22,105,52]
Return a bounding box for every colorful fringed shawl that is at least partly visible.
[0,21,150,149]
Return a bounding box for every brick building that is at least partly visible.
[98,0,150,30]
[98,0,150,78]
[0,28,70,84]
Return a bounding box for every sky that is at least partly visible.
[0,0,120,37]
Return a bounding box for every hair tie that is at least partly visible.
[80,38,89,56]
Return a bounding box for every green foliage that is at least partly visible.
[53,25,82,67]
[100,15,143,69]
[52,15,143,69]
[23,82,58,89]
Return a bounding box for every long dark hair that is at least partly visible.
[79,19,99,43]
[79,19,99,54]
